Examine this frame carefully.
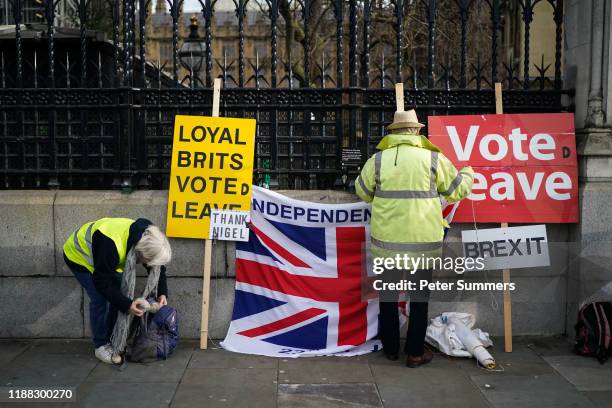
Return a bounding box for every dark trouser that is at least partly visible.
[379,268,432,357]
[64,254,118,348]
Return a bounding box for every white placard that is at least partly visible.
[461,224,550,270]
[209,209,250,242]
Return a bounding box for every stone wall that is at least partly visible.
[0,189,575,340]
[564,0,612,332]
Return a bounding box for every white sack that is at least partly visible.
[425,312,495,368]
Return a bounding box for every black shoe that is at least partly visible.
[385,352,399,361]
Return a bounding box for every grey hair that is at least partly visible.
[135,224,172,266]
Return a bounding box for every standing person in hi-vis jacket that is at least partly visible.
[355,110,474,367]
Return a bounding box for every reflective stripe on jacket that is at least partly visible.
[355,132,474,259]
[63,218,134,273]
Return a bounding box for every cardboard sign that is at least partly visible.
[166,115,256,239]
[209,209,250,241]
[461,224,550,270]
[428,113,578,223]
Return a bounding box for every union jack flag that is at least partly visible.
[221,186,381,357]
[442,198,461,238]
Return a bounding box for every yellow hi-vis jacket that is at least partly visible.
[355,132,474,259]
[63,218,133,273]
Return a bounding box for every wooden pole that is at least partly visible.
[212,78,221,117]
[200,78,222,350]
[395,83,404,112]
[495,82,513,353]
[495,82,503,116]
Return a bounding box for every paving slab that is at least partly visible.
[371,362,489,408]
[479,336,539,358]
[0,400,73,408]
[458,357,554,377]
[188,347,277,369]
[367,349,461,370]
[286,355,371,365]
[522,335,575,357]
[0,340,30,365]
[0,352,98,387]
[364,350,402,367]
[456,342,554,377]
[86,344,194,384]
[27,339,93,356]
[171,368,276,408]
[0,337,601,408]
[277,383,382,408]
[278,357,374,384]
[543,355,612,391]
[583,391,612,408]
[75,381,177,408]
[470,373,595,408]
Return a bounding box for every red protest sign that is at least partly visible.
[428,113,578,223]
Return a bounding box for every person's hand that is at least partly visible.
[129,299,146,317]
[158,295,168,306]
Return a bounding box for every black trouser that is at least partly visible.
[379,268,432,357]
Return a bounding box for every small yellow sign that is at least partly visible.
[166,115,256,239]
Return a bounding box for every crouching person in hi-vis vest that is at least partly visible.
[356,110,474,368]
[63,218,172,364]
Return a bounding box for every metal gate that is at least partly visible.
[0,0,571,190]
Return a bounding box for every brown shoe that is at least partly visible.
[406,349,433,368]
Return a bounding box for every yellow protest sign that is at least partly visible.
[166,115,256,239]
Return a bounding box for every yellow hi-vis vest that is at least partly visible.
[63,218,134,273]
[355,132,474,259]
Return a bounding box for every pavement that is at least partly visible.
[1,336,611,408]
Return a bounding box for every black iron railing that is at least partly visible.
[0,0,572,190]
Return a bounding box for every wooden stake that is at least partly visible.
[395,83,404,112]
[212,78,221,117]
[495,82,503,116]
[200,239,213,350]
[200,78,223,350]
[495,82,513,353]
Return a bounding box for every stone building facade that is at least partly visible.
[144,1,560,89]
[564,0,612,326]
[146,1,271,85]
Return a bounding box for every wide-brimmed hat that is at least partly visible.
[387,109,425,130]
